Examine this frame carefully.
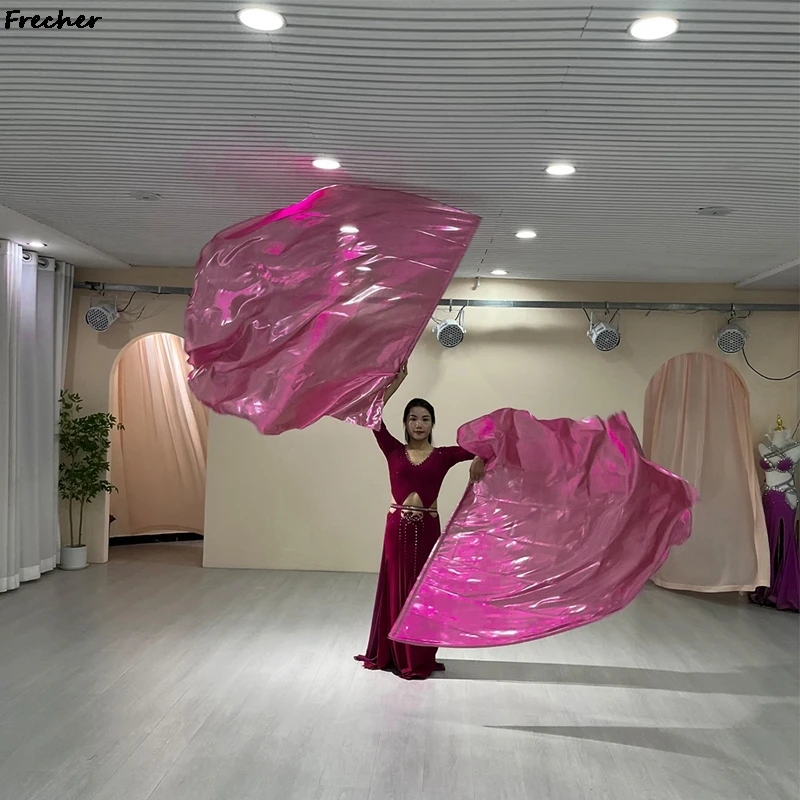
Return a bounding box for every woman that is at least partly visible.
[355,363,485,679]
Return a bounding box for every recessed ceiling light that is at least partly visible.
[515,229,537,239]
[629,15,679,41]
[129,191,162,201]
[313,157,341,170]
[340,225,359,234]
[546,163,576,176]
[237,7,286,32]
[698,206,732,217]
[28,240,45,248]
[491,269,508,276]
[356,266,372,272]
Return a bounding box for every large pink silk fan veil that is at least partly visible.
[391,409,698,647]
[184,184,481,435]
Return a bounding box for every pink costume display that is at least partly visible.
[183,185,480,435]
[750,446,800,611]
[391,409,698,648]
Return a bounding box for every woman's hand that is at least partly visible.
[469,456,486,484]
[383,362,408,403]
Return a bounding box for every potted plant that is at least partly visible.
[58,391,123,570]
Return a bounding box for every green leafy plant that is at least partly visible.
[58,391,123,548]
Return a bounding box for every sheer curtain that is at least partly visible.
[643,352,769,592]
[0,241,74,593]
[109,333,208,537]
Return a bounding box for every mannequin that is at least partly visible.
[750,416,799,611]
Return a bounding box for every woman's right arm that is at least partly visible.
[383,361,407,404]
[374,363,407,457]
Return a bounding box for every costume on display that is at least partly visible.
[355,422,475,680]
[750,417,800,612]
[183,185,480,435]
[391,409,698,648]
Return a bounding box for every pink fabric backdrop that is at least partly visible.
[643,352,769,592]
[110,333,209,537]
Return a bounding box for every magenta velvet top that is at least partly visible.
[374,422,474,508]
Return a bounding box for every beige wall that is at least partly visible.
[201,280,799,574]
[65,269,798,570]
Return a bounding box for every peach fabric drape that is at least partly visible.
[110,333,208,537]
[643,352,769,592]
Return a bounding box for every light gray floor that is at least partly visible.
[0,551,797,800]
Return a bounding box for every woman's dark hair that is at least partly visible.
[402,398,436,444]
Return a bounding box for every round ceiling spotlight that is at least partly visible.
[340,225,359,233]
[491,269,508,276]
[312,157,341,171]
[546,163,576,176]
[85,303,119,333]
[515,229,537,239]
[28,240,46,248]
[433,308,467,349]
[715,322,748,354]
[698,206,732,217]
[629,16,679,41]
[434,319,466,349]
[587,314,621,352]
[237,7,286,32]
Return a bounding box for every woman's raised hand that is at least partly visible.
[384,362,408,403]
[469,456,486,484]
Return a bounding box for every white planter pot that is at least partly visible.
[60,545,88,571]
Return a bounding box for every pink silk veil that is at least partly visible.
[184,185,481,435]
[391,409,698,647]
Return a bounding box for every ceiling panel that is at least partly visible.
[0,0,798,282]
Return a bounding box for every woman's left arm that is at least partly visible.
[443,446,486,483]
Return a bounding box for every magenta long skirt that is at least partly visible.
[355,510,445,679]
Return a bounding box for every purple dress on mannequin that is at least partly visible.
[750,449,799,612]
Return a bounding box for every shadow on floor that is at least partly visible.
[488,703,799,765]
[444,659,796,697]
[488,722,730,759]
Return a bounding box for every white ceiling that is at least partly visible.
[0,0,798,287]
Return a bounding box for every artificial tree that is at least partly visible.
[58,391,123,549]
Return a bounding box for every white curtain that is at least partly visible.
[0,240,74,593]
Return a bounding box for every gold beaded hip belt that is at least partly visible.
[390,503,438,517]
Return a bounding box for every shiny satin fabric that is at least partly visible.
[184,185,480,435]
[391,409,698,648]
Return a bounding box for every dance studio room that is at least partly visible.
[1,2,798,799]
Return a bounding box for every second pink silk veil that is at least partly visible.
[391,409,698,648]
[184,185,480,435]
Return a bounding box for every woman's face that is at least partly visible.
[405,406,433,443]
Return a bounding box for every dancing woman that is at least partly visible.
[355,364,485,679]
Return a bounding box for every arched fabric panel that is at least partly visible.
[643,352,769,592]
[110,333,208,537]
